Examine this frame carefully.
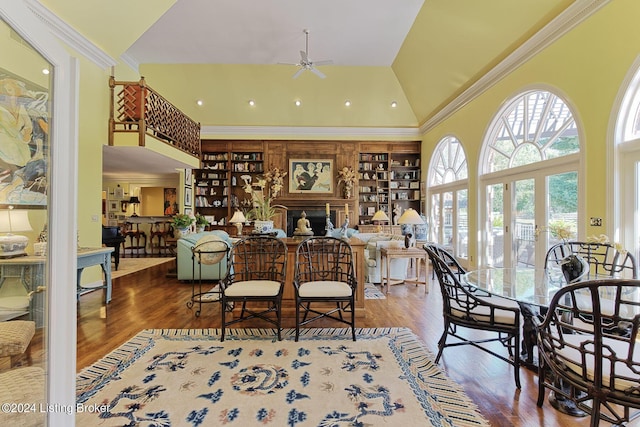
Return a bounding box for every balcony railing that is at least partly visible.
[109,76,201,157]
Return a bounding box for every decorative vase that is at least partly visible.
[254,220,274,234]
[196,225,205,233]
[175,227,190,239]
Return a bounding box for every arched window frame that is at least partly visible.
[427,135,469,261]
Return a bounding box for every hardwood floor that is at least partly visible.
[40,261,619,426]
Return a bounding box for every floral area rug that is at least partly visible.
[364,282,386,299]
[76,328,488,426]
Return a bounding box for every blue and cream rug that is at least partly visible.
[364,282,386,299]
[76,328,488,426]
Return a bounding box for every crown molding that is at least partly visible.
[25,0,116,69]
[419,0,610,134]
[119,51,139,73]
[201,125,422,140]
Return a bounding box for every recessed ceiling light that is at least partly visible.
[295,100,302,107]
[344,100,351,107]
[248,99,255,107]
[42,68,49,75]
[196,99,204,106]
[391,101,398,108]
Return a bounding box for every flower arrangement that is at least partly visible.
[195,213,209,227]
[338,166,356,199]
[535,221,575,243]
[243,166,287,221]
[586,234,627,254]
[172,213,194,229]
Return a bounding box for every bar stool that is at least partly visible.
[150,221,173,256]
[0,320,35,370]
[123,222,147,257]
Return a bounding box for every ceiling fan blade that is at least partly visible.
[312,59,333,66]
[292,68,305,79]
[310,67,326,79]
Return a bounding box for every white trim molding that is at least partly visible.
[25,0,116,69]
[201,125,422,140]
[419,0,610,135]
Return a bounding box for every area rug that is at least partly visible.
[76,328,488,426]
[111,257,175,280]
[364,282,386,299]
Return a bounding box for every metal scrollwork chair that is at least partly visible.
[219,236,287,341]
[294,237,357,341]
[425,246,522,388]
[545,241,637,280]
[186,235,230,317]
[535,279,640,426]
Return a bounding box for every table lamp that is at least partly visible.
[0,206,32,258]
[230,210,247,236]
[128,196,140,216]
[371,210,390,233]
[398,208,425,248]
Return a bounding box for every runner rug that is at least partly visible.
[76,328,488,426]
[364,282,386,299]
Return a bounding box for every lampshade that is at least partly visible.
[371,210,390,222]
[229,210,247,236]
[398,208,425,225]
[128,196,140,204]
[229,210,247,223]
[0,208,32,258]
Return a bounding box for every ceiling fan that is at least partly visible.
[284,29,333,79]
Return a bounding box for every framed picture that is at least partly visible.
[185,169,192,186]
[108,212,116,220]
[184,187,193,207]
[108,200,118,212]
[164,188,178,215]
[184,207,192,216]
[289,159,333,193]
[0,68,49,208]
[114,186,125,199]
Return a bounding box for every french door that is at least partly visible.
[481,165,578,269]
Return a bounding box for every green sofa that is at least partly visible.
[176,230,231,281]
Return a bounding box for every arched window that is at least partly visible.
[479,89,581,268]
[615,57,640,259]
[427,136,469,260]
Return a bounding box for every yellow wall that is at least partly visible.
[418,0,640,266]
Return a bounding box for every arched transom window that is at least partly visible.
[429,136,468,185]
[483,91,579,174]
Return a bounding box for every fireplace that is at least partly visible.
[287,210,336,237]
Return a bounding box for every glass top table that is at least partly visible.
[463,267,568,307]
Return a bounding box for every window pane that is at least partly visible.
[457,189,468,258]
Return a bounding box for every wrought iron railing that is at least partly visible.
[109,76,201,157]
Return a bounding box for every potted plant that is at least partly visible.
[243,166,287,233]
[171,213,194,238]
[195,214,209,233]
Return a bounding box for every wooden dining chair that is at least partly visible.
[535,279,640,426]
[219,236,287,341]
[425,246,522,388]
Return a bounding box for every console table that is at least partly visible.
[77,247,114,303]
[380,246,429,294]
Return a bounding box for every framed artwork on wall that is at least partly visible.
[108,200,118,212]
[0,68,49,208]
[289,159,333,193]
[184,187,192,207]
[185,169,192,186]
[164,188,178,215]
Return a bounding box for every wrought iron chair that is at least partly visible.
[219,236,287,341]
[425,246,522,388]
[186,235,230,317]
[294,237,357,341]
[424,243,466,280]
[535,279,640,426]
[545,241,637,280]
